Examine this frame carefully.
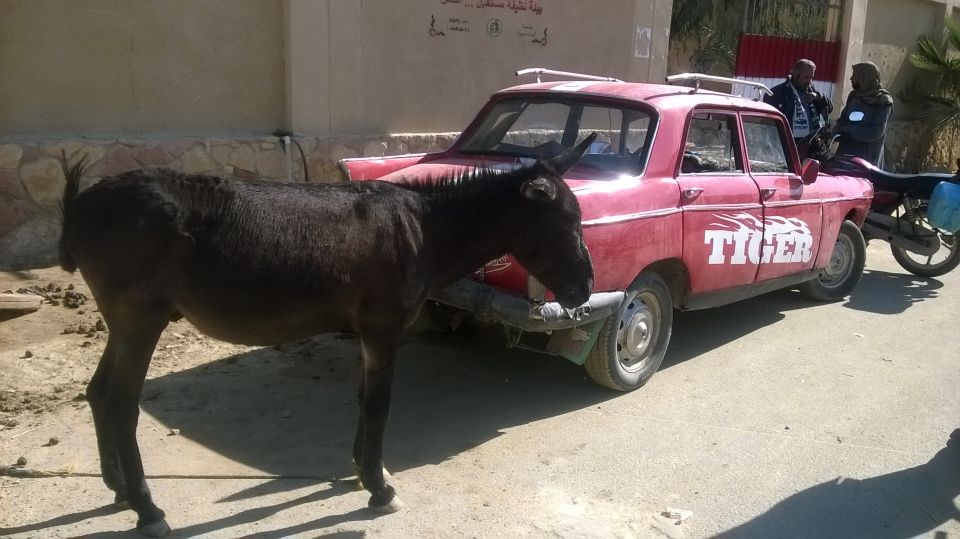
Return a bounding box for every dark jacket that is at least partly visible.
[764,78,833,139]
[835,95,893,167]
[835,63,894,167]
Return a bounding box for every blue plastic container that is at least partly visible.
[928,181,960,233]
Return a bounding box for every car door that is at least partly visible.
[677,110,764,293]
[741,114,823,282]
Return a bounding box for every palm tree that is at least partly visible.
[900,18,960,170]
[670,0,740,75]
[905,18,960,130]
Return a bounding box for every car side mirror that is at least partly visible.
[800,158,820,184]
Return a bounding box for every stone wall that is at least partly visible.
[885,120,960,173]
[0,134,458,270]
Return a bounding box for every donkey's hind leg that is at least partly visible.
[99,307,172,537]
[86,337,127,504]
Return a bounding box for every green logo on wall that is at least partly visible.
[486,18,502,37]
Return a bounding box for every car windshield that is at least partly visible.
[458,97,654,177]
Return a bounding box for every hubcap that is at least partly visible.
[820,235,853,287]
[616,292,658,372]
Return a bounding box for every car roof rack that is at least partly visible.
[516,67,623,83]
[666,73,773,100]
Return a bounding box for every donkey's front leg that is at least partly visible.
[356,325,404,513]
[352,366,392,487]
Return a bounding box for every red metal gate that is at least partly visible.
[734,34,842,101]
[731,0,843,98]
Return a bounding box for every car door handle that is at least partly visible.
[761,187,778,199]
[682,187,704,200]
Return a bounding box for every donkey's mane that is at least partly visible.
[395,166,533,204]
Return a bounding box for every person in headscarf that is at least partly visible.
[834,61,894,167]
[764,59,833,160]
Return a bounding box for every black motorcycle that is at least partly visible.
[805,127,960,277]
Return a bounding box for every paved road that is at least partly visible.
[2,243,958,538]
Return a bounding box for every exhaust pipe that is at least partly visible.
[433,278,623,332]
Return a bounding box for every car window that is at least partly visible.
[458,97,653,177]
[742,115,793,174]
[498,101,569,150]
[681,112,742,174]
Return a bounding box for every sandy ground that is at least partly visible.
[1,244,958,538]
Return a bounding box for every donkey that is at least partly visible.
[58,133,596,536]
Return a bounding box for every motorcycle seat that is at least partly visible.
[824,155,958,196]
[868,168,954,183]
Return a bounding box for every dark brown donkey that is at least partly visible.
[58,134,596,536]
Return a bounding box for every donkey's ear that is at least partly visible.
[544,132,598,175]
[522,177,558,202]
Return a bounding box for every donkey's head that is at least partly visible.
[510,134,596,308]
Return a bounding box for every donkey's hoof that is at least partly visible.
[368,495,404,514]
[137,518,171,537]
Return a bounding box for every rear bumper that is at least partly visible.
[432,278,624,332]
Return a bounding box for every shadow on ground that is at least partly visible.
[138,326,612,482]
[665,287,804,368]
[718,429,960,538]
[844,268,942,315]
[137,285,842,484]
[0,505,127,537]
[136,269,940,483]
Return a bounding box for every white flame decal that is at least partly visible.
[484,256,512,273]
[705,213,813,265]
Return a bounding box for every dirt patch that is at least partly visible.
[1,270,99,420]
[0,267,351,446]
[9,283,89,309]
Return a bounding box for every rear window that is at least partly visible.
[459,97,654,177]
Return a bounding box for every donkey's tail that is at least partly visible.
[58,152,89,273]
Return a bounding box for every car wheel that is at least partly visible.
[584,272,673,391]
[799,220,866,301]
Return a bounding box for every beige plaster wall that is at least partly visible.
[294,0,673,134]
[3,0,671,138]
[0,0,285,136]
[859,0,946,119]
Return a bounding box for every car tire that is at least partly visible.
[584,272,673,391]
[799,220,866,301]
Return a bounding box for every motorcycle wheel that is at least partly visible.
[891,232,960,277]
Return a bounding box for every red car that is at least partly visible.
[340,69,873,391]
